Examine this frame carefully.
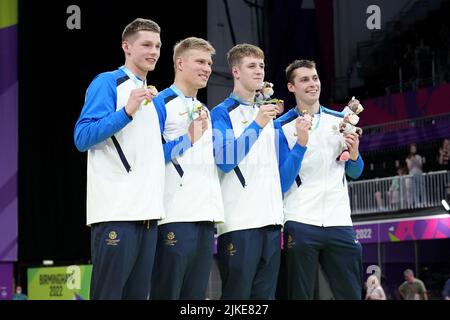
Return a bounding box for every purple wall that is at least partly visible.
[0,262,14,300]
[354,214,450,244]
[333,83,450,127]
[0,24,18,262]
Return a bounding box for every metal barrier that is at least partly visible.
[348,170,450,215]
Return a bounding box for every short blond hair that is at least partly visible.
[226,44,264,68]
[173,37,215,66]
[122,18,160,42]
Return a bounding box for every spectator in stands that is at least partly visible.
[406,143,424,207]
[370,164,385,210]
[12,286,27,300]
[374,186,384,211]
[388,166,408,209]
[442,278,450,300]
[398,269,428,300]
[365,274,387,300]
[437,138,450,170]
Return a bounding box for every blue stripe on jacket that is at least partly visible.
[210,97,262,173]
[275,107,364,193]
[152,87,193,163]
[74,69,132,152]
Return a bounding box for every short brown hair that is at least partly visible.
[404,269,414,276]
[173,37,216,65]
[285,59,316,83]
[226,44,264,68]
[122,18,160,42]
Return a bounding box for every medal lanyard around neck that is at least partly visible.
[295,106,321,131]
[229,92,256,125]
[120,66,146,88]
[229,92,255,106]
[171,84,201,121]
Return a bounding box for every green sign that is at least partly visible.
[28,265,92,300]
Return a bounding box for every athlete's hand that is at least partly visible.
[344,133,360,160]
[295,116,311,147]
[255,104,277,128]
[188,116,208,144]
[125,88,153,116]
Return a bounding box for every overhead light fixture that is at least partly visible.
[442,185,450,212]
[441,199,450,211]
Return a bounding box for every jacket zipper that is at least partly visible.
[111,135,132,173]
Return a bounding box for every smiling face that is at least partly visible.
[287,66,321,106]
[176,48,213,90]
[232,55,265,92]
[122,30,161,76]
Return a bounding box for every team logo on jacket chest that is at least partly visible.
[286,234,296,249]
[106,231,120,246]
[225,243,237,256]
[164,232,178,246]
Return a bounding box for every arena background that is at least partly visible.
[1,0,450,301]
